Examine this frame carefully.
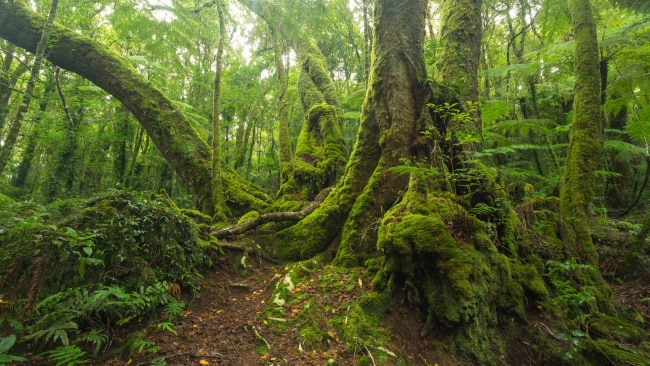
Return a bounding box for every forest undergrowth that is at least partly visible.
[1,190,650,365]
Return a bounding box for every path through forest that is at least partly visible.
[98,254,427,366]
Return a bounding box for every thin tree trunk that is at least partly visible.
[55,67,76,194]
[560,0,614,312]
[271,26,292,177]
[560,0,603,264]
[124,124,144,187]
[0,0,58,173]
[211,0,227,221]
[0,43,30,131]
[12,81,55,190]
[362,0,372,85]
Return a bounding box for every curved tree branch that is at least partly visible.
[0,0,271,215]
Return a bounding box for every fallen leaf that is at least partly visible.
[199,360,209,365]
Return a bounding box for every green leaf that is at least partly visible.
[0,334,17,354]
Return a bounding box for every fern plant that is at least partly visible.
[39,345,88,366]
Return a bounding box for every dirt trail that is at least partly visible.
[120,257,369,366]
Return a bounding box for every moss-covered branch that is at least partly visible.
[212,188,332,239]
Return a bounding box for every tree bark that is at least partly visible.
[271,26,292,182]
[560,0,603,265]
[12,81,55,190]
[437,0,482,107]
[0,0,270,215]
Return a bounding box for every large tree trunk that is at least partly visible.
[272,0,431,263]
[560,0,614,311]
[0,0,270,215]
[270,1,548,363]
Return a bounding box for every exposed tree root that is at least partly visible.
[212,188,333,239]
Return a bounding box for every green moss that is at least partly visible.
[372,177,540,364]
[585,339,650,365]
[517,263,549,300]
[237,210,260,224]
[277,102,347,204]
[332,292,392,350]
[590,313,649,343]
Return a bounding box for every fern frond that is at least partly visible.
[604,140,647,163]
[481,99,511,125]
[39,344,87,366]
[595,170,624,179]
[77,329,108,355]
[627,107,650,141]
[492,119,554,136]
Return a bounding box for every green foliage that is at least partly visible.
[26,283,177,346]
[39,345,88,366]
[62,191,217,292]
[0,334,28,363]
[545,259,597,360]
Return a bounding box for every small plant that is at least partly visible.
[545,259,597,360]
[0,334,28,363]
[155,321,177,335]
[39,344,88,366]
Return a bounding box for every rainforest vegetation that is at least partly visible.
[2,0,650,364]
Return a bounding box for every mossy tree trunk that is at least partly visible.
[0,0,271,216]
[272,1,545,363]
[240,0,347,207]
[560,0,614,311]
[436,0,482,138]
[271,26,292,184]
[559,0,602,264]
[273,0,432,263]
[437,0,481,107]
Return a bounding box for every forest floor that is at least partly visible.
[87,258,650,366]
[89,221,650,366]
[89,255,650,366]
[91,249,445,366]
